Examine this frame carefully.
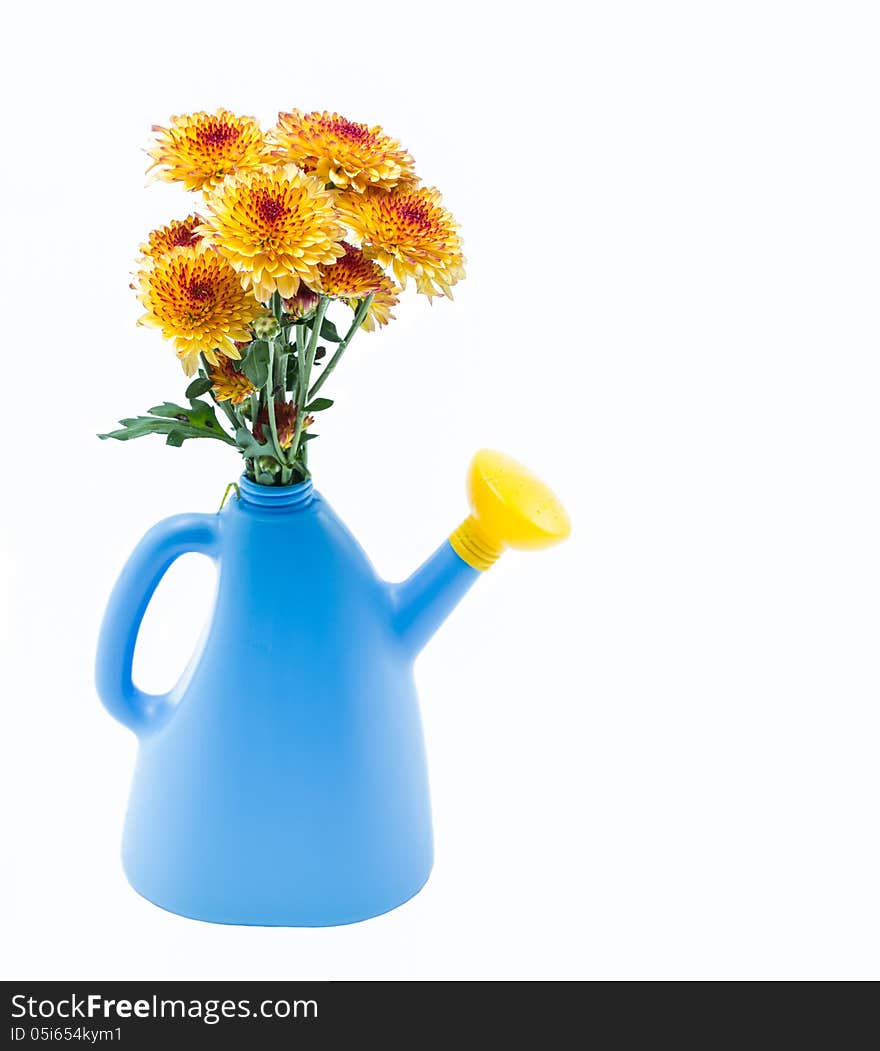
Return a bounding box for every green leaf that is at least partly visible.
[240,341,270,387]
[320,318,342,343]
[148,398,224,429]
[234,426,274,460]
[99,399,235,445]
[185,376,213,399]
[98,416,232,445]
[300,432,319,443]
[148,401,191,420]
[305,397,333,412]
[186,398,226,426]
[99,417,175,441]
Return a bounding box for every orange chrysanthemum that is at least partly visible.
[140,215,205,259]
[147,110,269,191]
[317,242,399,330]
[201,164,347,302]
[270,110,416,193]
[336,186,465,299]
[208,356,256,405]
[253,402,313,449]
[136,245,263,375]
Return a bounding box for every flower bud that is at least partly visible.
[252,315,281,340]
[257,455,281,474]
[283,286,320,319]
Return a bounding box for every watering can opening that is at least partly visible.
[450,449,571,570]
[237,474,315,510]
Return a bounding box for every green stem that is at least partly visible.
[291,295,330,462]
[217,481,240,511]
[219,399,241,434]
[265,339,287,468]
[308,295,374,401]
[276,344,288,405]
[270,290,288,394]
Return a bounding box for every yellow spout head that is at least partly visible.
[449,449,571,571]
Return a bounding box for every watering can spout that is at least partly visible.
[391,449,571,656]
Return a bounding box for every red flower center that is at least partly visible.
[324,117,372,143]
[171,227,201,247]
[200,121,242,147]
[188,281,213,302]
[255,193,286,224]
[394,201,432,229]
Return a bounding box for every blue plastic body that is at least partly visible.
[95,476,479,926]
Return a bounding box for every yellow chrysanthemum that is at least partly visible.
[336,186,465,299]
[270,110,416,193]
[208,356,256,405]
[140,215,204,259]
[317,242,400,330]
[136,245,263,375]
[147,110,269,192]
[201,164,347,302]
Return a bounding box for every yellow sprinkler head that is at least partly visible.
[450,449,571,571]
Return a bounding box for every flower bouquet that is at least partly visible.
[100,108,465,486]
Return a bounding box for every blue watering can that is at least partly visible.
[96,450,569,925]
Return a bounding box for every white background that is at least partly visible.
[1,0,878,981]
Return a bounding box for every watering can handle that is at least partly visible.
[95,513,221,735]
